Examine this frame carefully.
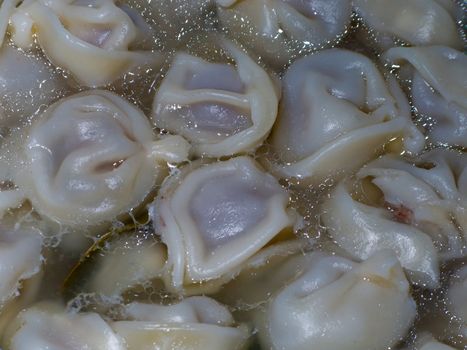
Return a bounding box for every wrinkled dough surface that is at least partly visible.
[257,251,416,350]
[9,0,162,87]
[10,90,189,226]
[151,156,295,292]
[383,46,467,147]
[217,0,352,66]
[323,149,467,288]
[354,0,463,49]
[268,48,424,184]
[322,182,440,288]
[152,40,279,157]
[361,149,466,254]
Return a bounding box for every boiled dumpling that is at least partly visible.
[2,90,190,227]
[7,0,162,87]
[4,302,125,350]
[0,225,42,312]
[152,39,279,158]
[353,0,463,50]
[149,156,298,293]
[383,46,467,147]
[322,149,466,288]
[112,297,249,350]
[216,0,352,67]
[255,250,416,350]
[322,181,439,288]
[268,48,424,185]
[360,149,467,250]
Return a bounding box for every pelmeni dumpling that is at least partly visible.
[256,250,416,350]
[268,48,424,185]
[353,0,464,50]
[150,156,298,293]
[4,302,125,350]
[383,46,467,147]
[3,90,190,227]
[152,40,279,158]
[7,0,162,87]
[216,0,352,67]
[112,297,249,350]
[360,149,467,239]
[0,225,43,311]
[322,149,467,288]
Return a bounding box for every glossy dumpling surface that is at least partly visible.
[256,250,416,350]
[268,48,424,184]
[5,302,124,350]
[354,0,463,49]
[8,90,189,227]
[112,297,249,350]
[8,0,162,87]
[0,226,42,311]
[152,40,279,157]
[217,0,352,67]
[150,156,296,292]
[383,46,467,147]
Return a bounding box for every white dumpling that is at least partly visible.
[362,149,467,243]
[0,44,68,128]
[8,0,162,87]
[2,90,189,227]
[322,181,440,288]
[256,250,416,350]
[268,48,424,185]
[353,0,463,49]
[4,302,125,350]
[322,149,466,288]
[383,46,467,147]
[216,0,352,67]
[152,39,279,158]
[149,156,298,293]
[112,297,249,350]
[0,225,42,311]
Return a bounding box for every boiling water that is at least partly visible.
[0,0,465,349]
